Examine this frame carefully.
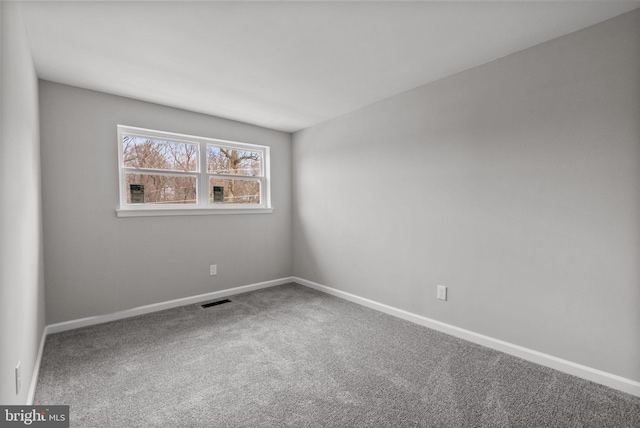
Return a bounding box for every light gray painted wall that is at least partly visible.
[292,10,640,381]
[0,3,45,404]
[39,82,292,324]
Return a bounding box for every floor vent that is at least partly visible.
[201,299,231,308]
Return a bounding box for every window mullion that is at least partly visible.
[199,141,208,206]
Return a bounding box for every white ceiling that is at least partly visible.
[19,1,640,133]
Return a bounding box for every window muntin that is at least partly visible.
[117,125,270,213]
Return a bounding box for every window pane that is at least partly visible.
[210,178,260,204]
[126,174,197,205]
[123,135,198,172]
[207,145,262,176]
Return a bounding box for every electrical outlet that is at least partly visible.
[15,361,21,395]
[437,285,447,301]
[209,264,217,276]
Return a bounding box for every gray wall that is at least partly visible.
[0,3,46,404]
[292,10,640,381]
[39,82,292,324]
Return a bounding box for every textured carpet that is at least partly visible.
[35,283,640,427]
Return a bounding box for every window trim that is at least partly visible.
[116,125,272,217]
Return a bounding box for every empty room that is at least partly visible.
[1,1,639,426]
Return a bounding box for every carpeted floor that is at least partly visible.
[35,283,640,427]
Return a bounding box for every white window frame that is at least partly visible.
[116,125,272,217]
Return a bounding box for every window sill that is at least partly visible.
[116,207,274,218]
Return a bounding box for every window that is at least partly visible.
[117,125,271,217]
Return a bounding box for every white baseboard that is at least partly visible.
[292,276,640,397]
[29,277,295,404]
[26,327,47,405]
[33,276,640,399]
[46,277,294,335]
